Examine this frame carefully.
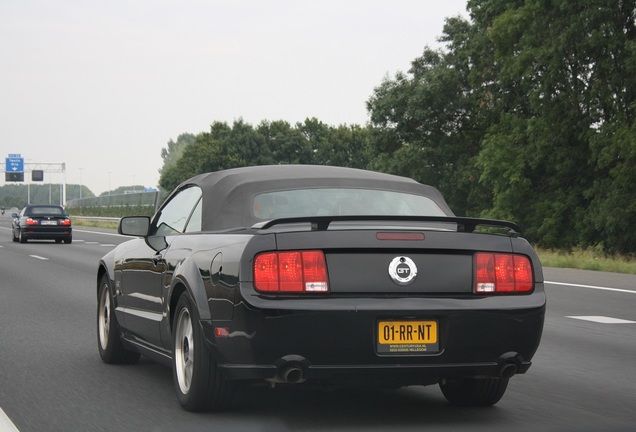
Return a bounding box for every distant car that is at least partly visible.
[12,204,72,244]
[97,165,545,412]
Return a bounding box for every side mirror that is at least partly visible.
[11,213,18,219]
[118,216,151,237]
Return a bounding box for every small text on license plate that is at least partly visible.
[377,320,439,354]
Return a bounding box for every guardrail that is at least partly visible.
[72,216,121,224]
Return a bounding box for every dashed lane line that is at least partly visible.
[547,281,636,324]
[567,316,636,324]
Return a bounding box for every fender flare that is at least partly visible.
[97,253,117,300]
[169,256,211,321]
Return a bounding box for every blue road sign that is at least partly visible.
[5,155,24,172]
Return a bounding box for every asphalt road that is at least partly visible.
[0,214,635,432]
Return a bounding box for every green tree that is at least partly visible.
[480,0,636,252]
[366,17,490,216]
[586,120,636,254]
[159,133,196,175]
[367,0,636,254]
[159,118,373,194]
[258,120,313,164]
[159,133,222,193]
[214,119,273,168]
[304,118,372,168]
[159,119,270,193]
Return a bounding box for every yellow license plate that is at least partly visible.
[378,321,437,344]
[377,320,438,354]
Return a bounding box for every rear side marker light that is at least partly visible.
[214,327,230,338]
[475,253,534,294]
[254,250,329,293]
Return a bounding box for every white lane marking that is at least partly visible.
[100,244,116,247]
[567,316,636,324]
[29,255,48,261]
[85,242,99,245]
[546,281,636,294]
[0,406,19,432]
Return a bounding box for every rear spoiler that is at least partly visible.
[253,215,521,235]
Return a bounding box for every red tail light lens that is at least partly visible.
[254,253,279,292]
[254,250,329,293]
[25,218,39,226]
[475,253,534,294]
[59,218,71,226]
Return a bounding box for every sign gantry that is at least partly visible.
[1,155,67,204]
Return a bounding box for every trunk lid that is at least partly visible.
[273,227,515,295]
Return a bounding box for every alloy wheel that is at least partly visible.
[98,286,110,351]
[175,307,194,394]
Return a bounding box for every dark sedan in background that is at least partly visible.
[97,165,545,412]
[12,204,72,244]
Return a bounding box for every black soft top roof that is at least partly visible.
[172,165,453,231]
[23,204,66,216]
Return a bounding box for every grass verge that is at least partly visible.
[74,220,119,230]
[537,248,636,275]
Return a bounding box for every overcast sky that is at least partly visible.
[1,0,468,196]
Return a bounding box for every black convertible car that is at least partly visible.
[97,165,545,411]
[12,204,72,244]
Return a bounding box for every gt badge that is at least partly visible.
[388,256,417,286]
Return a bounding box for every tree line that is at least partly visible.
[159,0,634,255]
[158,119,371,191]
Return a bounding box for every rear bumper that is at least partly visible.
[21,227,72,239]
[218,358,532,387]
[202,284,546,385]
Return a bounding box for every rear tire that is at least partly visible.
[64,236,72,244]
[172,292,235,412]
[440,377,509,406]
[19,230,27,243]
[97,274,140,364]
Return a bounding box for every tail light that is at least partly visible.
[475,253,534,293]
[254,250,329,293]
[59,218,71,226]
[25,218,39,226]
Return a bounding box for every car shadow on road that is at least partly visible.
[104,358,525,432]
[230,381,511,431]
